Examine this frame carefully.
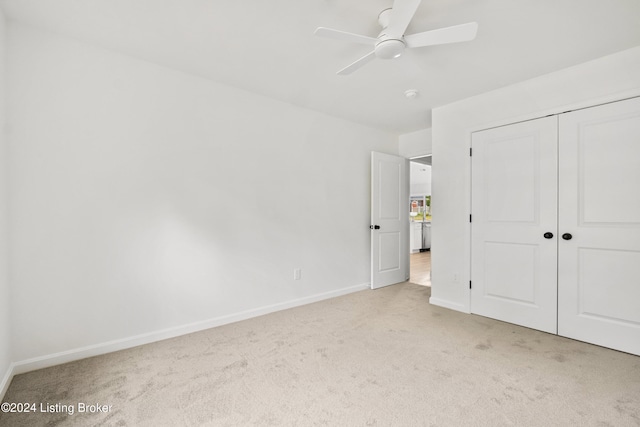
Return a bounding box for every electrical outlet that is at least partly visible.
[453,273,459,283]
[293,268,302,280]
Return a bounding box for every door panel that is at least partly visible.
[371,152,409,289]
[577,248,640,324]
[558,97,640,355]
[579,112,640,224]
[484,242,538,305]
[379,232,401,272]
[485,135,538,223]
[471,116,558,334]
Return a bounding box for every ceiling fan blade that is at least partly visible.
[337,51,377,75]
[314,27,377,46]
[405,22,478,48]
[385,0,422,38]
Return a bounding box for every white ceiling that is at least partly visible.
[2,0,640,134]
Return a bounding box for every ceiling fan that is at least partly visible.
[315,0,478,75]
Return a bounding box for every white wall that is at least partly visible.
[430,45,640,312]
[0,8,12,397]
[399,128,431,158]
[6,23,398,366]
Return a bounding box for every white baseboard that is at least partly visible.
[429,296,469,313]
[6,282,371,384]
[0,362,16,402]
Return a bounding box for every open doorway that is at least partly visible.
[409,155,431,286]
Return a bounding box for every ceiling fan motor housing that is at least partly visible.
[375,8,405,59]
[377,8,393,28]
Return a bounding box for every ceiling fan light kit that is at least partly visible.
[315,0,478,75]
[375,39,406,59]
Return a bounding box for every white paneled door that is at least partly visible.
[471,97,640,356]
[471,116,559,334]
[371,152,409,289]
[558,97,640,356]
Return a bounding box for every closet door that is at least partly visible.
[471,116,558,333]
[558,97,640,356]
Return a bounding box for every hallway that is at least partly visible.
[409,251,431,286]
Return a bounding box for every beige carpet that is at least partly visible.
[1,283,639,426]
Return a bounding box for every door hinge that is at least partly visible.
[469,214,472,223]
[470,147,472,156]
[469,281,472,289]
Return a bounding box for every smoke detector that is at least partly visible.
[404,89,419,99]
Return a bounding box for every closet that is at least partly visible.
[470,96,640,356]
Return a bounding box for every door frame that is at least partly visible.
[409,155,432,284]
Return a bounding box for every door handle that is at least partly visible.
[543,232,554,239]
[562,233,573,240]
[370,225,380,230]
